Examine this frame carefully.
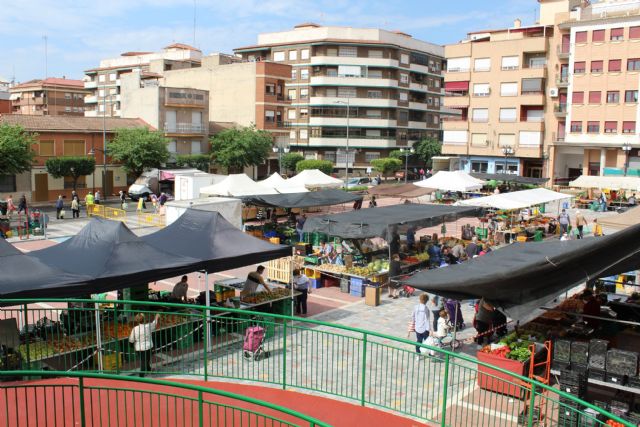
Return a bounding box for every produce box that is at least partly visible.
[310,279,321,289]
[340,278,350,293]
[350,277,365,291]
[477,350,527,398]
[365,286,381,307]
[304,267,322,279]
[350,287,365,297]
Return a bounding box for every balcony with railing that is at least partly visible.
[556,74,569,87]
[164,88,207,107]
[163,122,206,135]
[554,103,568,117]
[557,43,570,59]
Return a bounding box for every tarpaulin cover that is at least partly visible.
[0,239,91,299]
[30,218,201,296]
[469,173,549,185]
[404,223,640,319]
[241,189,362,209]
[414,171,485,192]
[367,183,435,198]
[569,175,640,190]
[456,188,572,210]
[142,209,291,272]
[302,204,482,240]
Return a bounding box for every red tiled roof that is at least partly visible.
[121,51,153,56]
[164,43,201,51]
[12,78,85,90]
[0,114,154,132]
[294,22,321,28]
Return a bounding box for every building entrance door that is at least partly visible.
[34,173,48,202]
[104,170,114,196]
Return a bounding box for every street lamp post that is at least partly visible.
[623,142,632,176]
[400,147,415,183]
[501,145,514,174]
[334,99,350,182]
[272,145,290,176]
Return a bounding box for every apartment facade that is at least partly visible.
[83,44,202,118]
[442,0,640,182]
[120,72,209,156]
[550,0,640,182]
[234,24,447,171]
[159,54,291,175]
[0,115,150,202]
[9,78,89,116]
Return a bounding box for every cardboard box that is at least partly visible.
[365,286,381,307]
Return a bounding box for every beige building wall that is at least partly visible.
[120,74,160,128]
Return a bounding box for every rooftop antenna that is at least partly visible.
[43,35,48,78]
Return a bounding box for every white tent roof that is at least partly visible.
[456,188,572,210]
[413,170,485,192]
[569,175,640,191]
[286,169,343,189]
[259,172,309,194]
[199,173,278,197]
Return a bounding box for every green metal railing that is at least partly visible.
[0,370,329,427]
[0,298,633,427]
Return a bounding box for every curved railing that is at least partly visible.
[0,298,633,427]
[0,370,330,427]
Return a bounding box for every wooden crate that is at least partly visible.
[266,256,304,284]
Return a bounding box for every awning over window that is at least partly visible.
[444,81,469,91]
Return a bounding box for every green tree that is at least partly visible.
[107,128,170,177]
[0,124,36,176]
[210,125,272,171]
[413,137,442,167]
[176,154,211,172]
[295,159,334,175]
[370,158,402,180]
[45,157,96,193]
[389,150,404,159]
[280,152,304,173]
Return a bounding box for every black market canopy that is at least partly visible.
[367,183,435,198]
[302,204,482,240]
[0,239,91,299]
[404,223,640,319]
[30,219,200,296]
[469,173,549,185]
[240,189,362,209]
[141,209,291,272]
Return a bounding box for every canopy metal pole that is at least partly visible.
[291,247,295,317]
[94,301,103,371]
[205,271,212,353]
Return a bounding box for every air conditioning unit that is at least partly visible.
[313,66,321,72]
[549,87,559,97]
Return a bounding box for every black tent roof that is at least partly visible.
[302,204,482,240]
[30,219,200,295]
[141,209,291,272]
[240,189,362,209]
[0,239,91,299]
[404,223,640,319]
[470,173,548,185]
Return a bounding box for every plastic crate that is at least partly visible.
[606,349,638,377]
[350,287,365,297]
[588,368,606,381]
[588,339,608,370]
[340,278,349,293]
[605,372,627,386]
[304,268,322,279]
[350,277,365,291]
[322,276,340,288]
[554,339,571,363]
[309,279,322,289]
[570,341,589,366]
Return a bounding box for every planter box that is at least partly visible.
[477,350,528,398]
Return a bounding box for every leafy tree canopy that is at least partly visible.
[45,157,96,192]
[107,128,170,177]
[280,152,304,172]
[210,125,272,171]
[0,124,36,175]
[370,158,402,178]
[176,154,211,172]
[295,159,334,175]
[413,137,442,167]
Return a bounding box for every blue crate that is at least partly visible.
[350,277,364,291]
[350,287,365,297]
[310,278,322,289]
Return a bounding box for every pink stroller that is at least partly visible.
[242,326,270,361]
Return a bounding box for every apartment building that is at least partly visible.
[83,44,202,118]
[442,0,640,182]
[234,24,447,171]
[0,77,10,114]
[550,0,640,181]
[120,72,209,156]
[158,53,291,175]
[0,115,150,202]
[9,78,89,116]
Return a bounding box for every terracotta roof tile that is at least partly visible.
[12,78,85,90]
[0,114,153,132]
[164,43,201,52]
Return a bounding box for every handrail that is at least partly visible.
[1,370,331,427]
[1,297,633,427]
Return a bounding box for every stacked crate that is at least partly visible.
[349,277,365,297]
[587,339,608,381]
[552,339,571,371]
[605,349,638,385]
[570,341,589,372]
[558,369,588,427]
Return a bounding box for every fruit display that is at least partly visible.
[315,264,347,274]
[19,336,86,360]
[415,252,430,262]
[241,288,291,304]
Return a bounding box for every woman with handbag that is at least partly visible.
[411,293,431,359]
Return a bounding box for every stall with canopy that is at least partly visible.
[259,173,309,194]
[286,169,343,189]
[413,171,485,192]
[199,174,278,197]
[569,175,640,191]
[241,189,361,209]
[456,188,572,211]
[367,183,435,199]
[469,173,548,186]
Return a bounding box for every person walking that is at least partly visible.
[71,196,80,219]
[575,210,588,239]
[295,213,306,242]
[17,194,27,214]
[599,193,607,212]
[119,190,127,209]
[6,195,16,218]
[388,254,402,299]
[474,298,496,346]
[558,209,570,236]
[411,293,431,359]
[129,313,160,377]
[85,192,95,217]
[55,195,64,219]
[136,196,145,212]
[293,269,311,315]
[369,195,377,208]
[151,194,159,213]
[94,190,101,205]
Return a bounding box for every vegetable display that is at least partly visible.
[479,331,539,362]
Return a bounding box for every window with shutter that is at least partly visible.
[500,82,518,96]
[521,78,543,93]
[570,121,582,132]
[499,108,516,122]
[575,31,587,43]
[338,46,357,57]
[630,26,640,39]
[604,121,617,133]
[607,91,620,103]
[471,108,488,122]
[474,58,490,71]
[592,29,605,42]
[39,140,54,156]
[609,59,622,72]
[574,61,586,73]
[498,134,515,147]
[572,91,584,104]
[590,60,603,72]
[623,121,636,133]
[587,121,600,133]
[588,91,601,104]
[610,28,624,41]
[273,51,285,61]
[501,56,519,70]
[473,83,490,96]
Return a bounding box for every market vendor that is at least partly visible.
[406,226,416,250]
[318,240,337,264]
[171,275,189,303]
[242,265,273,296]
[581,289,601,329]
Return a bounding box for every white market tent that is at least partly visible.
[456,188,572,210]
[286,169,343,189]
[413,170,485,192]
[199,173,278,197]
[569,175,640,191]
[259,172,309,194]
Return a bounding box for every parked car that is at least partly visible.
[343,177,371,188]
[128,184,153,201]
